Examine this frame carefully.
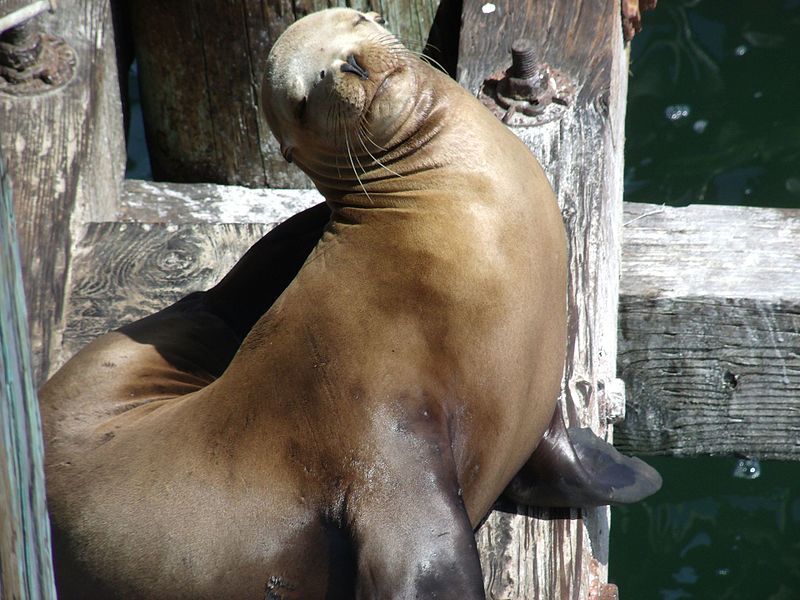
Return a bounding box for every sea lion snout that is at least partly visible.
[340,54,369,80]
[262,8,414,163]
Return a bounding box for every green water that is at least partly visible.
[610,458,800,599]
[624,0,800,209]
[610,1,800,598]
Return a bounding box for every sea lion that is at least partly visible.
[40,8,660,599]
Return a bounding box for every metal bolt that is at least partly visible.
[510,39,537,79]
[0,9,76,96]
[0,20,42,71]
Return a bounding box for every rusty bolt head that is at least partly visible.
[0,21,43,71]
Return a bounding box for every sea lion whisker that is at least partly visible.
[375,31,420,51]
[357,116,389,152]
[349,129,369,176]
[403,49,448,75]
[344,130,373,204]
[369,33,409,65]
[326,101,337,141]
[357,125,402,179]
[359,130,387,155]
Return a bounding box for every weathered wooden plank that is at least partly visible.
[458,1,628,598]
[0,154,57,600]
[60,222,271,367]
[129,0,439,188]
[0,0,125,384]
[118,179,321,224]
[616,202,800,460]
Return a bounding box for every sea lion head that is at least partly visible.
[262,8,429,178]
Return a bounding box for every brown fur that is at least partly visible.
[41,9,566,599]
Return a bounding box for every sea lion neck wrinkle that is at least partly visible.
[293,63,449,206]
[307,80,451,208]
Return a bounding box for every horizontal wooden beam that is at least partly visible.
[616,202,800,460]
[112,185,800,460]
[61,221,270,367]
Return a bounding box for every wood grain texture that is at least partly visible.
[458,1,627,597]
[129,0,439,188]
[0,0,125,384]
[616,202,800,460]
[60,222,270,367]
[0,155,57,600]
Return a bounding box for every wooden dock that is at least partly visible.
[2,0,797,598]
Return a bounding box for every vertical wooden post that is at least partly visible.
[458,1,627,597]
[129,0,439,188]
[0,0,126,384]
[0,154,57,600]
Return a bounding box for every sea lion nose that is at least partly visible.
[340,54,369,80]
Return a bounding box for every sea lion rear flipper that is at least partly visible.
[503,404,662,507]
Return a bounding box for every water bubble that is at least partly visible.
[665,104,691,122]
[732,457,761,479]
[673,566,699,585]
[753,91,764,99]
[716,567,731,576]
[785,177,800,194]
[734,45,748,56]
[481,3,496,14]
[693,119,708,134]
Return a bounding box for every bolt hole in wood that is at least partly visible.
[723,370,739,390]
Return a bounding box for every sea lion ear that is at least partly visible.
[363,11,386,25]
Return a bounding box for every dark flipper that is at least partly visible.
[503,404,662,507]
[352,401,485,600]
[203,201,331,339]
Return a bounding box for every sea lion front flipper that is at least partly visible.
[351,403,485,600]
[114,201,331,378]
[503,404,662,507]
